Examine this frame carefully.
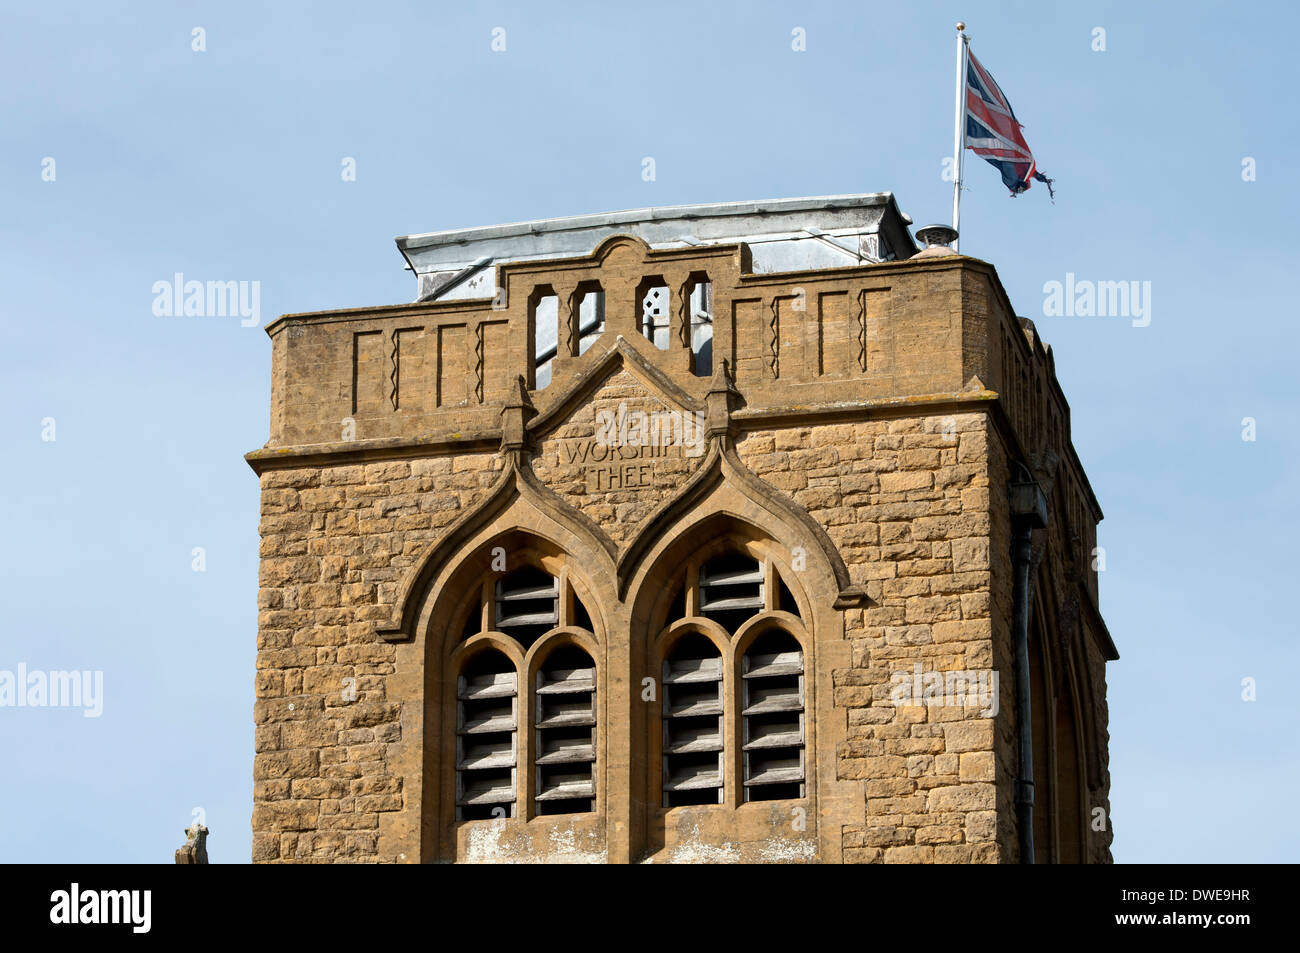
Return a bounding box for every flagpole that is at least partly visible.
[952,22,969,252]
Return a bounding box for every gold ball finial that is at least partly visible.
[956,22,965,31]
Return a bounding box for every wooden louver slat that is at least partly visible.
[698,554,765,632]
[742,631,806,802]
[662,633,725,807]
[535,647,596,815]
[456,656,517,819]
[494,568,559,647]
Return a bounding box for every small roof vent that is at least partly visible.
[913,224,959,258]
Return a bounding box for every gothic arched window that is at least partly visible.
[535,644,597,814]
[654,544,807,808]
[453,557,599,821]
[741,629,806,801]
[662,633,725,806]
[456,648,518,820]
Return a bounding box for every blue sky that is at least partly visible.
[1,0,1295,863]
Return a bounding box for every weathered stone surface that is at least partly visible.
[174,824,209,864]
[248,228,1114,865]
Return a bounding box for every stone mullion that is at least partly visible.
[557,570,572,628]
[656,269,691,375]
[724,642,741,810]
[518,651,536,821]
[673,274,693,375]
[676,278,692,350]
[682,558,699,617]
[550,281,582,385]
[710,285,734,380]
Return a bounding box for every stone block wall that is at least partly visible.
[251,409,1017,863]
[735,412,1004,863]
[248,236,1115,864]
[253,453,502,862]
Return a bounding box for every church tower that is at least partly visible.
[247,194,1116,863]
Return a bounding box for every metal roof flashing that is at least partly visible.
[395,193,919,303]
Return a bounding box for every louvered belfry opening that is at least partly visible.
[699,552,765,634]
[451,550,602,826]
[494,566,558,648]
[661,633,725,807]
[456,649,518,820]
[654,541,811,812]
[741,630,806,801]
[535,645,597,815]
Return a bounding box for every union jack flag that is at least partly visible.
[964,47,1054,199]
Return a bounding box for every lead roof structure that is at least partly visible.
[395,192,919,303]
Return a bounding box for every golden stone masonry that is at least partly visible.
[245,195,1117,863]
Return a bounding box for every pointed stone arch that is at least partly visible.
[1027,602,1053,863]
[628,509,815,633]
[378,451,617,644]
[1026,566,1095,864]
[617,438,869,608]
[411,519,615,862]
[624,498,859,864]
[1033,557,1103,799]
[1053,653,1088,864]
[1070,623,1104,792]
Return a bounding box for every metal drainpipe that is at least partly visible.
[1009,472,1048,864]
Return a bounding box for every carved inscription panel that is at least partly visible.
[531,370,707,547]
